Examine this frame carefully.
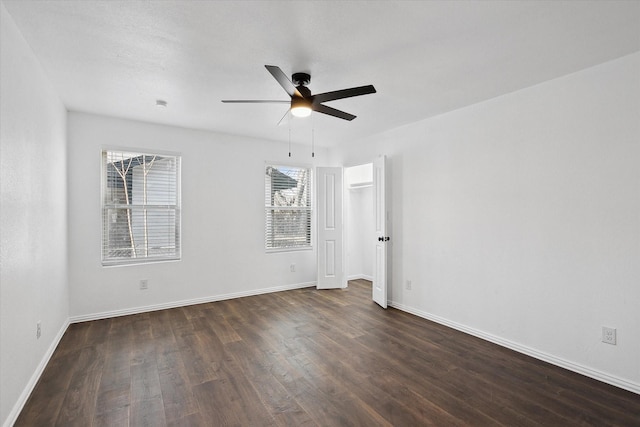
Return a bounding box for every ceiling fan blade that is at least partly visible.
[265,65,303,98]
[312,85,376,105]
[312,104,356,121]
[221,100,289,103]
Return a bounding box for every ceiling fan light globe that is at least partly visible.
[290,96,312,118]
[291,106,312,117]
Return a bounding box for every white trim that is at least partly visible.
[264,160,314,170]
[347,274,373,281]
[348,182,373,190]
[389,300,640,395]
[265,246,313,254]
[100,144,182,159]
[4,319,70,427]
[69,282,316,323]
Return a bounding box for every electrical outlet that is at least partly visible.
[602,326,616,345]
[36,321,41,339]
[139,279,148,290]
[290,264,296,272]
[406,280,412,290]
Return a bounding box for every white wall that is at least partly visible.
[333,52,640,392]
[0,4,69,425]
[67,112,326,319]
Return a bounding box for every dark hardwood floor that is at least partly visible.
[16,279,640,426]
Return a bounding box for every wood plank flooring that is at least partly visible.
[16,279,640,426]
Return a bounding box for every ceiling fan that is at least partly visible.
[222,65,376,122]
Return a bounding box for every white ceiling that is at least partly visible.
[3,0,639,147]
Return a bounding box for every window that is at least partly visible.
[102,150,181,265]
[265,164,312,250]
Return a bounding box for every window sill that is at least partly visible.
[266,246,313,254]
[102,257,181,267]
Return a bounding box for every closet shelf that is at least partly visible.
[348,182,373,190]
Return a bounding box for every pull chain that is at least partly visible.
[311,114,315,158]
[288,125,291,157]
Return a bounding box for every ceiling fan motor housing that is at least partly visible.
[292,72,311,87]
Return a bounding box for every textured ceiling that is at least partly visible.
[3,0,639,147]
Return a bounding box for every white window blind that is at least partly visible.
[265,165,312,250]
[102,150,181,265]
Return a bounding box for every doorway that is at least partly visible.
[345,163,374,283]
[316,159,387,307]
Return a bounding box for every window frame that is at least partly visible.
[101,148,182,266]
[264,162,313,253]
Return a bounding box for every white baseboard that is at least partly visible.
[389,300,640,395]
[4,318,70,427]
[347,274,373,281]
[69,281,316,323]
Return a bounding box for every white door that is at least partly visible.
[317,167,344,289]
[372,156,388,308]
